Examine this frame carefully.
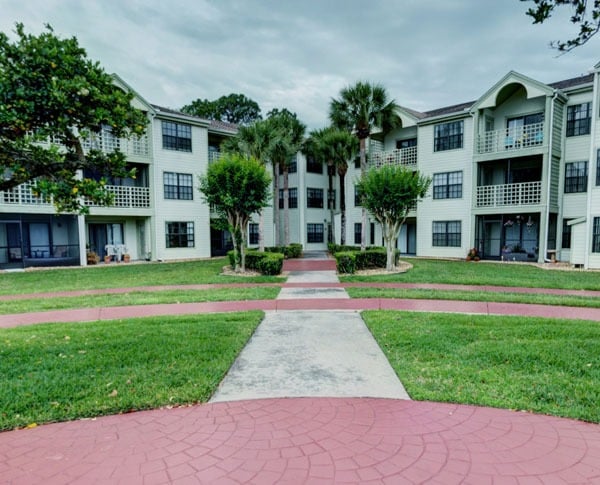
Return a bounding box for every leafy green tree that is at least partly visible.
[356,165,430,271]
[522,0,600,51]
[265,109,306,246]
[223,119,275,251]
[182,93,261,125]
[305,127,358,245]
[199,153,271,273]
[0,23,148,213]
[330,82,400,250]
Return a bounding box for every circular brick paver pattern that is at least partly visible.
[2,398,599,484]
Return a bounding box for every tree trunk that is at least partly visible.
[359,137,367,251]
[283,166,290,246]
[339,169,347,245]
[258,210,265,252]
[328,161,335,245]
[272,162,280,246]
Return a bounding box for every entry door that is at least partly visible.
[0,222,23,266]
[406,223,417,255]
[483,221,502,258]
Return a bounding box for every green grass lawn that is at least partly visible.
[347,287,600,308]
[0,312,263,431]
[364,311,600,423]
[0,258,282,295]
[341,259,600,290]
[0,287,280,314]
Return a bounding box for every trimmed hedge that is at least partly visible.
[265,243,303,259]
[227,249,284,275]
[334,246,400,274]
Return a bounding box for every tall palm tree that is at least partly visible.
[266,109,306,246]
[305,127,358,245]
[224,120,273,251]
[330,81,400,250]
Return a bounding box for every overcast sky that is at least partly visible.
[1,0,599,129]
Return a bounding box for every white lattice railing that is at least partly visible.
[208,150,223,163]
[82,129,150,157]
[476,181,542,207]
[1,183,51,206]
[477,122,544,154]
[87,185,151,208]
[369,146,418,168]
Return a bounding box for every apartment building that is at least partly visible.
[2,64,600,270]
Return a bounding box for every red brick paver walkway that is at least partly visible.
[2,398,599,484]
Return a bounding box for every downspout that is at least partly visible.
[584,68,599,268]
[542,90,558,263]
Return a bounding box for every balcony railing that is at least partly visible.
[1,183,51,206]
[369,146,418,168]
[208,150,223,163]
[477,122,544,154]
[476,181,542,208]
[82,129,150,157]
[87,185,151,209]
[1,183,150,209]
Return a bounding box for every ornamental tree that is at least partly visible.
[199,153,271,272]
[0,23,148,213]
[356,165,431,271]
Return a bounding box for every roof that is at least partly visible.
[208,119,238,133]
[151,104,239,133]
[421,101,475,119]
[548,73,594,90]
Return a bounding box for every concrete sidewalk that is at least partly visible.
[211,267,409,402]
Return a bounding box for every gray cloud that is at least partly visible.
[1,0,597,128]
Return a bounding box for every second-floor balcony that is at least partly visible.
[476,181,542,208]
[369,146,418,168]
[1,183,150,209]
[82,128,150,158]
[477,122,544,155]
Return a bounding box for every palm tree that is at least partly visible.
[266,109,306,246]
[330,81,400,250]
[305,127,358,245]
[224,120,273,251]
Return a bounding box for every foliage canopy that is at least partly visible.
[182,93,262,125]
[0,23,148,213]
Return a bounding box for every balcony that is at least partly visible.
[208,150,223,164]
[476,181,542,208]
[82,128,150,158]
[477,122,544,155]
[369,146,418,168]
[87,185,150,209]
[1,184,150,209]
[1,183,51,206]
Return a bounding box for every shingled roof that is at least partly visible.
[548,73,594,90]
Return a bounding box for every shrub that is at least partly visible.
[328,244,360,254]
[356,248,387,269]
[335,251,356,274]
[265,243,303,259]
[257,252,284,275]
[226,249,283,275]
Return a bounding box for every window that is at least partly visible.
[354,157,361,169]
[432,221,461,247]
[566,103,591,136]
[306,155,323,173]
[307,223,324,243]
[162,121,192,151]
[562,219,572,249]
[564,161,588,193]
[354,186,362,206]
[434,120,463,151]
[279,188,298,209]
[166,222,194,248]
[396,138,417,149]
[596,149,600,186]
[370,222,375,245]
[307,188,324,208]
[164,172,193,200]
[354,223,361,244]
[593,218,600,253]
[249,223,259,245]
[433,171,462,199]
